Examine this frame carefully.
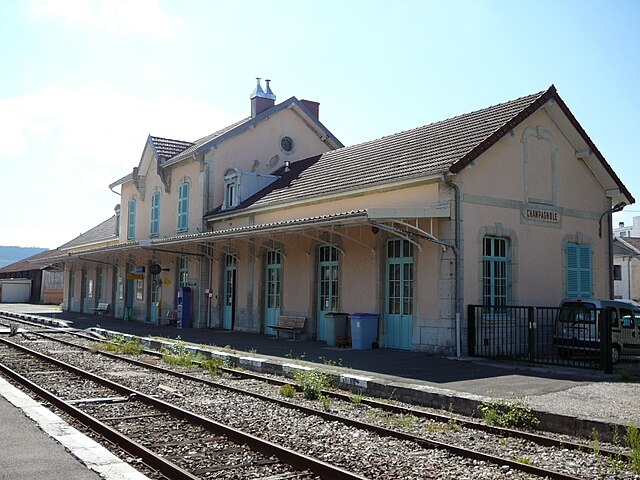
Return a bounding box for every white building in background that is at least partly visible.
[614,216,640,238]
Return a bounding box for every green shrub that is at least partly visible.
[160,340,205,367]
[279,384,297,398]
[294,368,329,400]
[201,357,223,376]
[477,398,539,429]
[349,392,364,405]
[93,334,142,355]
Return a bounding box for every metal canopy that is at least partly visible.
[50,204,453,263]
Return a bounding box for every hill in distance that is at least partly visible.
[0,246,48,268]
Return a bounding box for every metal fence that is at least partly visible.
[467,305,617,373]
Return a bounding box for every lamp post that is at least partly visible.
[599,201,626,299]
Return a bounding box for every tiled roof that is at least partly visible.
[58,215,117,250]
[0,250,55,273]
[172,117,252,160]
[149,136,194,162]
[233,90,546,210]
[617,237,640,252]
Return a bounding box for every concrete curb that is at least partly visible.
[0,376,149,480]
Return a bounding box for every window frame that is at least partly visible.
[482,236,509,307]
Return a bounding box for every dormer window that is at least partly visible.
[224,168,240,209]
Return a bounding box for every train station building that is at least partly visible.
[45,82,633,355]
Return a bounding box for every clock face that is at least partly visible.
[281,136,293,153]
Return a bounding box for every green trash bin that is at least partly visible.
[124,307,132,322]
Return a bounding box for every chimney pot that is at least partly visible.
[250,77,275,117]
[619,222,625,228]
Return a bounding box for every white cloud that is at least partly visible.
[0,83,239,247]
[29,0,184,36]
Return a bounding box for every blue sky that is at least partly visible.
[1,0,638,248]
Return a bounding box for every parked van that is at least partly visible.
[553,298,640,364]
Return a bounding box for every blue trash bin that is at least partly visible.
[350,313,379,349]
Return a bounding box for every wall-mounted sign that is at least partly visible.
[524,207,559,223]
[127,273,144,280]
[135,266,146,273]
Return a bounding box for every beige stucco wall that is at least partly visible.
[458,108,610,309]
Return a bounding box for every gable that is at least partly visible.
[451,86,633,206]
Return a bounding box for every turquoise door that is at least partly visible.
[385,239,413,350]
[264,250,281,335]
[223,255,237,330]
[149,272,160,324]
[317,245,339,341]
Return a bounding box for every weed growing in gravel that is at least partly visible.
[279,384,297,398]
[591,428,603,479]
[447,401,460,428]
[511,456,531,465]
[294,369,329,400]
[319,394,332,411]
[369,410,418,429]
[423,421,457,433]
[92,335,142,355]
[160,340,205,367]
[200,357,223,376]
[349,392,364,405]
[608,424,626,474]
[477,396,540,429]
[626,423,640,473]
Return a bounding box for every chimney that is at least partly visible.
[250,77,275,117]
[619,222,625,228]
[300,99,320,119]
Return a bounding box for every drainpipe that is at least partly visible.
[444,175,461,357]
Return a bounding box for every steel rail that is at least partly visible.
[0,337,367,480]
[17,332,591,480]
[0,353,198,480]
[3,320,625,459]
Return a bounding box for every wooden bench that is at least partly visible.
[166,309,178,326]
[271,316,306,340]
[91,302,109,316]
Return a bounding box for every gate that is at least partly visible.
[467,305,616,373]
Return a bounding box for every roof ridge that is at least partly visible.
[149,135,194,145]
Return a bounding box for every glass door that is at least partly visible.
[317,245,339,341]
[264,250,281,335]
[385,239,413,349]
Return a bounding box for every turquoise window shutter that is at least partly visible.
[566,243,592,298]
[178,182,189,231]
[578,244,592,298]
[150,192,160,236]
[127,199,136,240]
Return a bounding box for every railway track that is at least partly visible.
[3,323,635,478]
[0,337,362,480]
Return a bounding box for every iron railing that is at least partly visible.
[467,305,614,373]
